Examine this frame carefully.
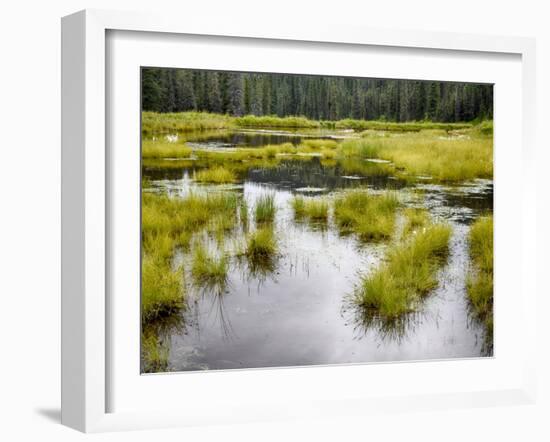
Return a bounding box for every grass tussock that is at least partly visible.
[355,222,452,319]
[245,226,277,262]
[141,255,184,323]
[291,196,329,223]
[141,330,170,373]
[193,166,237,183]
[254,194,276,224]
[142,139,193,159]
[191,243,228,289]
[334,190,399,242]
[467,216,493,340]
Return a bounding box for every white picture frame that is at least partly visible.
[61,9,537,433]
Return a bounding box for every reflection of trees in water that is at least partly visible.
[247,158,405,191]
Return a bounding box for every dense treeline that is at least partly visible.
[142,68,493,122]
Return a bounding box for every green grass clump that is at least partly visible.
[141,330,169,373]
[142,139,193,159]
[355,223,452,319]
[291,196,329,223]
[334,190,399,242]
[466,216,493,340]
[142,192,238,240]
[254,194,276,224]
[191,243,228,289]
[141,255,184,323]
[193,166,237,183]
[235,114,320,129]
[246,227,277,261]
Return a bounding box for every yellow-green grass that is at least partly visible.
[235,115,320,129]
[191,243,228,289]
[335,119,474,132]
[142,139,193,159]
[334,190,399,242]
[141,191,239,321]
[142,111,233,134]
[338,131,492,182]
[142,192,238,240]
[143,111,487,135]
[193,166,237,183]
[291,196,329,222]
[141,330,170,373]
[245,226,277,262]
[466,216,494,339]
[402,207,431,238]
[254,194,276,224]
[141,254,184,323]
[300,139,338,150]
[355,222,452,319]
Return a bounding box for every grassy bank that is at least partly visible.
[142,111,233,133]
[143,111,484,133]
[355,212,451,320]
[466,216,494,342]
[339,131,492,181]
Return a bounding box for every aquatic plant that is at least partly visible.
[141,254,185,323]
[291,196,329,223]
[193,166,237,183]
[141,330,170,373]
[334,190,399,242]
[142,139,193,159]
[466,216,493,341]
[355,222,452,319]
[191,243,228,290]
[254,194,276,224]
[239,198,249,228]
[245,226,277,262]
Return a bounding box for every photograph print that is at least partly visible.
[140,67,494,373]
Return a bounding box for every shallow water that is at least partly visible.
[142,128,493,372]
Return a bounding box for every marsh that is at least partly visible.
[141,117,493,373]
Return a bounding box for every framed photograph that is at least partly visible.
[61,9,537,432]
